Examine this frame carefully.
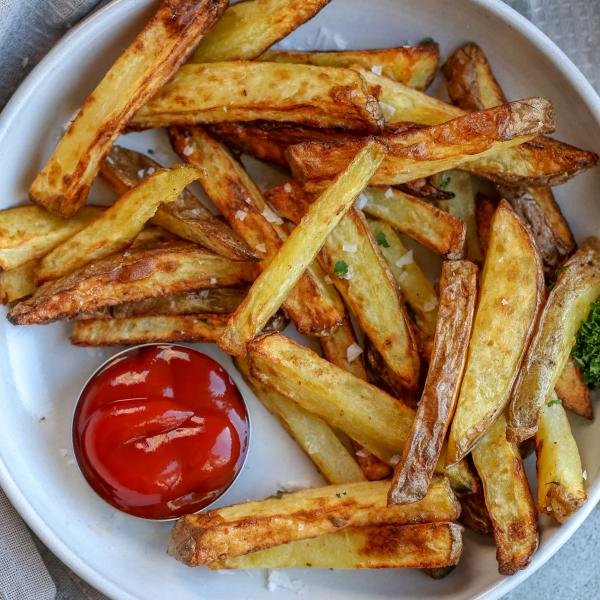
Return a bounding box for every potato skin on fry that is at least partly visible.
[167,476,460,565]
[554,359,592,420]
[29,0,228,217]
[70,313,229,346]
[507,238,600,443]
[8,243,257,325]
[389,260,477,505]
[287,98,555,184]
[447,201,544,464]
[131,62,383,131]
[210,522,463,570]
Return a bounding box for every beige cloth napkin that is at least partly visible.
[0,1,597,600]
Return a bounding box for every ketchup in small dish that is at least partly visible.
[73,344,249,520]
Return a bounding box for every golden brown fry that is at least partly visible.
[70,313,228,346]
[210,522,463,570]
[105,288,247,318]
[235,357,366,485]
[472,414,538,575]
[29,0,227,217]
[260,44,439,90]
[362,66,597,186]
[319,319,392,481]
[217,142,384,356]
[319,209,421,390]
[101,146,256,261]
[170,126,346,339]
[167,476,460,565]
[361,186,466,259]
[389,261,477,504]
[8,243,257,325]
[287,98,555,184]
[447,201,544,464]
[191,0,330,63]
[131,62,383,131]
[248,333,414,465]
[507,238,600,443]
[432,171,482,263]
[474,192,496,254]
[0,260,38,303]
[555,359,592,420]
[0,205,103,270]
[37,166,200,282]
[442,42,577,268]
[535,393,586,523]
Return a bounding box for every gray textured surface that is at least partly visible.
[0,0,598,599]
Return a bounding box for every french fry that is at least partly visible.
[8,243,257,325]
[210,522,463,570]
[216,141,384,356]
[29,0,227,217]
[0,260,38,303]
[472,414,538,575]
[442,42,576,270]
[235,357,366,485]
[36,166,201,282]
[131,62,383,131]
[170,126,346,339]
[447,201,544,464]
[432,171,482,263]
[389,261,478,504]
[70,313,228,346]
[319,319,392,481]
[535,393,586,523]
[248,333,414,465]
[360,67,597,186]
[260,44,439,90]
[0,205,103,270]
[554,359,592,420]
[191,0,330,63]
[104,288,247,318]
[360,186,466,259]
[101,146,256,262]
[265,185,439,338]
[287,98,555,184]
[167,476,460,565]
[507,238,600,443]
[319,209,421,390]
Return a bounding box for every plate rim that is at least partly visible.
[0,1,599,599]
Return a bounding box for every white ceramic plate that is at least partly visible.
[0,1,599,599]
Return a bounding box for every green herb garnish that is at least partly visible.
[546,397,562,407]
[572,299,600,389]
[336,491,347,498]
[274,489,285,499]
[333,261,349,277]
[439,174,452,190]
[147,148,155,155]
[419,37,435,45]
[375,231,390,248]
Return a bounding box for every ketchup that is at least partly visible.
[73,345,249,519]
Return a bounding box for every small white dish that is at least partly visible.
[0,1,598,599]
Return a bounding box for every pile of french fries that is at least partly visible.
[2,0,599,578]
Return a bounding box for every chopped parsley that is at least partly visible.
[375,231,390,248]
[419,37,436,45]
[147,148,155,155]
[336,491,347,498]
[546,397,562,407]
[333,260,349,277]
[572,299,600,389]
[274,489,285,499]
[439,173,452,190]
